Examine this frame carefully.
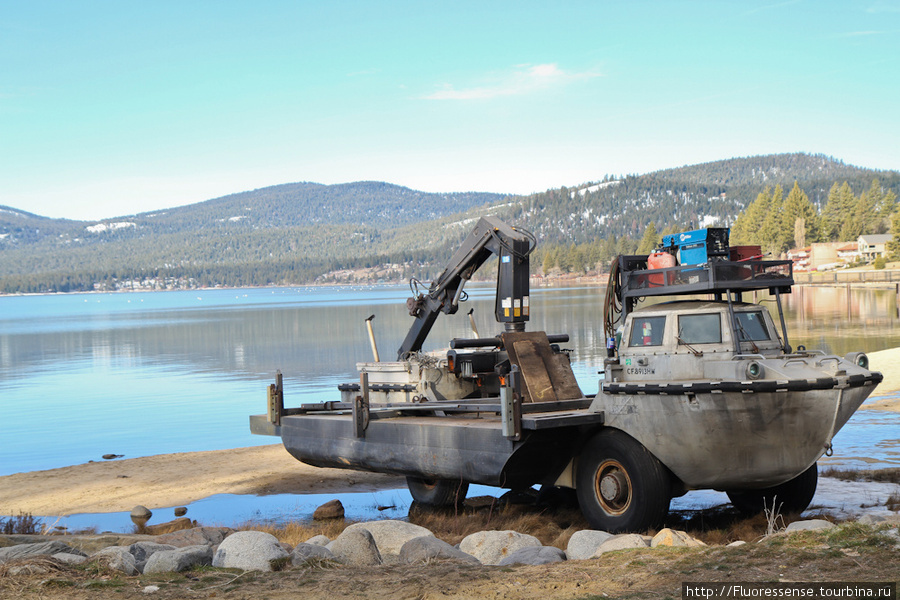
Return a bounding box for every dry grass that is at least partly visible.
[819,466,900,484]
[0,513,42,535]
[886,491,900,511]
[246,517,354,547]
[407,501,589,548]
[240,492,822,551]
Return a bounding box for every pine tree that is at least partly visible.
[886,210,900,258]
[864,178,898,234]
[820,183,840,240]
[759,185,784,254]
[637,222,659,254]
[836,182,862,241]
[780,182,819,251]
[731,187,771,245]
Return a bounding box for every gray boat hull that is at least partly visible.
[592,382,875,490]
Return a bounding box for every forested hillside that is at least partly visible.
[507,154,900,274]
[1,154,898,293]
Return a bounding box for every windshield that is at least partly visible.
[629,315,666,347]
[735,311,772,341]
[678,313,722,344]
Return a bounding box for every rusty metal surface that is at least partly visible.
[501,331,583,402]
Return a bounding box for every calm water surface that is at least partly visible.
[1,283,898,480]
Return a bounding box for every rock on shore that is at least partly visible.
[1,516,898,577]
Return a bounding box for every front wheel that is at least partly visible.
[576,429,672,533]
[406,477,469,506]
[726,463,818,515]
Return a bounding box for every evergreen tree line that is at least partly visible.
[730,179,897,254]
[536,178,898,274]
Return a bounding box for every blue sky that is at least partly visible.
[2,1,899,220]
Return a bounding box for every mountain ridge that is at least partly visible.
[1,153,897,293]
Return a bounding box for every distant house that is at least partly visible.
[787,247,811,271]
[836,242,859,263]
[857,234,893,260]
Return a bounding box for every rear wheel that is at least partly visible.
[576,429,672,533]
[726,463,818,515]
[406,477,469,506]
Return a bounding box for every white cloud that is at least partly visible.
[423,63,600,100]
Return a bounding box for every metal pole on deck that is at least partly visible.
[365,315,380,362]
[467,308,480,338]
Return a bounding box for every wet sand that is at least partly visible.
[0,445,405,516]
[1,348,896,517]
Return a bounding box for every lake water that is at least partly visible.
[1,283,899,527]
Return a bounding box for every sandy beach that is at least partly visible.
[0,445,405,517]
[1,347,896,518]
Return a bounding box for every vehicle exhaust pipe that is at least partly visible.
[365,315,380,362]
[467,308,480,338]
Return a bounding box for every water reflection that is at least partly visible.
[782,285,900,354]
[0,284,897,475]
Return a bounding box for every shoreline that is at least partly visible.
[1,348,896,518]
[5,268,900,298]
[0,445,405,517]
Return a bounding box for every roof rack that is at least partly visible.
[617,255,793,300]
[605,255,793,331]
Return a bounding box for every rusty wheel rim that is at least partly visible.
[594,459,632,515]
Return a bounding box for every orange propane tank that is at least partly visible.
[647,251,676,286]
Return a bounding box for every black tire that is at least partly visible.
[406,476,469,506]
[726,463,818,515]
[575,429,672,533]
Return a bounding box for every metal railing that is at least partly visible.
[793,270,900,284]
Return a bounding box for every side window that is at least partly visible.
[629,316,666,347]
[678,313,722,344]
[735,311,771,341]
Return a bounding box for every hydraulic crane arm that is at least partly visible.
[397,216,535,359]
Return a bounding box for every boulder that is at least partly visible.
[566,530,615,560]
[328,528,383,566]
[399,536,480,564]
[144,545,213,573]
[313,500,345,520]
[52,534,151,555]
[785,519,835,533]
[130,505,152,527]
[650,528,706,548]
[498,546,566,566]
[52,552,89,566]
[0,540,84,564]
[459,530,542,566]
[212,531,289,572]
[91,546,138,575]
[128,542,177,572]
[344,520,434,560]
[589,533,649,558]
[291,543,338,565]
[304,534,331,546]
[174,507,188,517]
[156,527,233,548]
[144,517,194,535]
[858,512,900,526]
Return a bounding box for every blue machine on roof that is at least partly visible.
[661,227,730,266]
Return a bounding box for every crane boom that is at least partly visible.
[397,216,534,359]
